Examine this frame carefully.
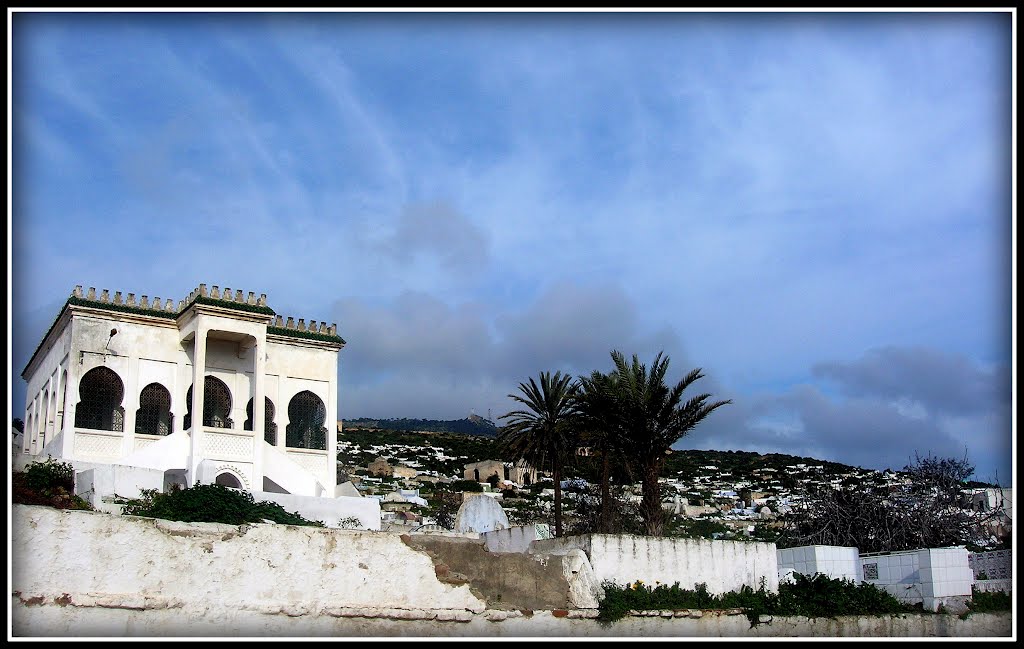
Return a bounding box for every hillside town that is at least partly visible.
[333,423,1012,549]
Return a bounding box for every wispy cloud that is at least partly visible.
[11,11,1012,482]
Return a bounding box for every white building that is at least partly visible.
[18,283,379,529]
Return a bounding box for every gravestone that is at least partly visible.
[453,494,510,533]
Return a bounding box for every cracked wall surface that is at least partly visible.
[9,505,1011,638]
[399,534,589,611]
[12,504,485,623]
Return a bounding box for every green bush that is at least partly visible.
[966,588,1011,613]
[13,458,92,511]
[25,457,75,492]
[119,483,324,527]
[598,573,913,626]
[447,479,484,492]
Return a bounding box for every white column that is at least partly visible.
[54,368,65,439]
[328,353,339,489]
[30,397,41,452]
[40,385,51,450]
[188,324,207,486]
[275,376,286,451]
[252,336,266,490]
[44,375,57,448]
[60,362,78,459]
[123,353,139,456]
[23,405,34,455]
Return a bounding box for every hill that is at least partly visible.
[343,416,499,438]
[335,423,953,487]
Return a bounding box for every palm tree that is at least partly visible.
[576,369,627,533]
[607,350,731,536]
[498,371,580,537]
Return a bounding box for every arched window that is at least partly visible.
[74,367,125,431]
[285,391,327,450]
[215,472,242,489]
[183,377,233,430]
[244,397,278,445]
[136,383,173,436]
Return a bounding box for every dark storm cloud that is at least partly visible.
[777,385,968,472]
[678,350,1011,482]
[492,281,673,380]
[332,280,687,418]
[811,346,1010,416]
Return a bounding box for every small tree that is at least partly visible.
[779,450,999,552]
[427,487,462,530]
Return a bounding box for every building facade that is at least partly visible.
[20,284,346,499]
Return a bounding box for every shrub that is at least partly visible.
[597,573,913,626]
[966,588,1012,613]
[447,479,484,492]
[12,458,93,511]
[119,483,324,527]
[25,457,75,493]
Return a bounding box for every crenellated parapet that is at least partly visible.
[270,314,338,336]
[64,283,341,343]
[181,283,269,311]
[71,285,177,314]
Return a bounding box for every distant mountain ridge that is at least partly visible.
[344,416,499,438]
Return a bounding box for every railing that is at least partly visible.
[201,428,255,461]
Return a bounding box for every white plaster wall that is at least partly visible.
[116,431,190,472]
[75,465,165,507]
[531,534,779,595]
[250,489,381,531]
[266,340,337,380]
[12,600,1011,638]
[23,320,72,407]
[860,550,922,604]
[778,545,862,583]
[21,321,72,455]
[859,548,973,610]
[12,505,483,617]
[9,506,1012,638]
[919,548,973,599]
[483,525,552,554]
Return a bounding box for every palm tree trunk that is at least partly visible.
[600,443,611,533]
[553,461,563,537]
[641,456,665,536]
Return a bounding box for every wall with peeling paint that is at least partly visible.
[11,505,486,620]
[10,505,1011,638]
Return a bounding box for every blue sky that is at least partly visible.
[9,10,1014,484]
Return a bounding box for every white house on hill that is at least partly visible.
[18,283,379,529]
